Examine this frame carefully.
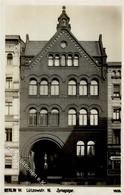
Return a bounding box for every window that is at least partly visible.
[55,55,60,66]
[60,41,67,48]
[5,156,12,168]
[77,141,85,156]
[68,109,76,126]
[73,55,79,66]
[67,55,73,66]
[87,141,95,156]
[90,80,98,95]
[29,108,37,126]
[79,80,87,95]
[90,109,98,125]
[79,109,87,126]
[116,70,121,78]
[5,102,12,115]
[111,71,116,78]
[51,80,59,95]
[40,109,48,126]
[6,77,12,89]
[7,53,13,65]
[113,84,120,97]
[29,79,37,95]
[51,109,59,126]
[113,108,121,121]
[112,130,120,145]
[48,54,79,67]
[5,128,12,142]
[61,55,66,66]
[48,55,54,66]
[68,80,76,95]
[40,80,48,95]
[111,70,121,79]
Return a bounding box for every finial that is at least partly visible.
[62,6,66,11]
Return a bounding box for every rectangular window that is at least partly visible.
[112,129,120,145]
[6,77,12,89]
[40,85,48,95]
[5,156,12,169]
[5,128,12,142]
[113,84,120,97]
[77,145,85,156]
[51,85,59,95]
[68,85,76,95]
[112,108,121,121]
[79,85,87,95]
[5,102,12,115]
[79,114,87,125]
[29,114,37,126]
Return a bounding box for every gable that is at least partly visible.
[29,29,100,70]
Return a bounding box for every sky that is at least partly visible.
[5,5,121,61]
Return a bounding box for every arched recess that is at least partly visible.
[20,133,64,159]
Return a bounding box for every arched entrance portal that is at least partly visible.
[31,139,62,181]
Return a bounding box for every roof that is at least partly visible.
[24,40,101,57]
[80,41,101,57]
[24,41,47,56]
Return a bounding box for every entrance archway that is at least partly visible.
[31,139,62,181]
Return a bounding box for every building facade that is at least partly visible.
[5,35,24,183]
[4,7,121,186]
[19,7,108,185]
[107,62,121,185]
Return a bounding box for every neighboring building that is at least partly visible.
[107,62,121,185]
[20,7,108,185]
[5,35,24,183]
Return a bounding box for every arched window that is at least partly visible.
[79,80,87,95]
[87,141,95,156]
[40,109,48,126]
[67,55,73,66]
[90,80,98,95]
[77,141,85,156]
[61,55,66,66]
[68,109,76,126]
[7,53,13,65]
[68,80,76,95]
[112,71,116,78]
[55,55,60,66]
[51,108,59,126]
[51,80,59,95]
[73,54,79,66]
[40,80,48,95]
[116,70,121,78]
[48,55,54,66]
[79,109,87,126]
[90,109,98,126]
[29,108,37,126]
[29,79,37,95]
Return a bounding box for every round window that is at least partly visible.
[60,41,67,48]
